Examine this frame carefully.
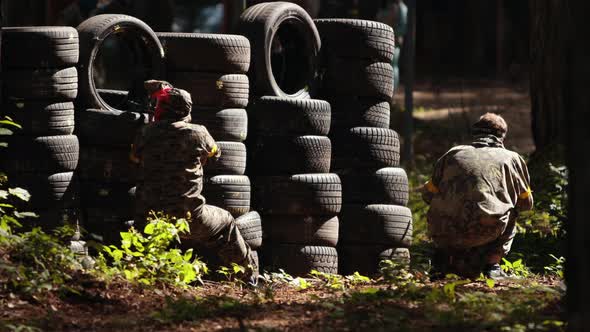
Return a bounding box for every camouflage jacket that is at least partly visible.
[423,135,533,226]
[133,120,220,221]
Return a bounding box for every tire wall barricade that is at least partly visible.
[314,18,413,275]
[1,27,81,230]
[240,2,340,276]
[0,5,412,277]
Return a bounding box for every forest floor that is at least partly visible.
[1,271,565,331]
[1,80,566,331]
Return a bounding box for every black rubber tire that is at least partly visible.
[203,175,251,218]
[239,2,320,98]
[79,146,138,183]
[263,215,339,247]
[236,211,263,250]
[253,173,342,216]
[77,14,165,112]
[80,181,136,209]
[328,98,390,131]
[250,135,331,175]
[250,97,331,136]
[157,32,250,73]
[191,108,248,142]
[204,141,247,176]
[2,101,75,136]
[338,245,409,276]
[2,26,79,68]
[75,108,149,148]
[265,245,338,276]
[2,135,79,173]
[82,207,134,244]
[321,60,394,99]
[332,127,400,171]
[314,19,395,62]
[97,89,129,110]
[340,167,409,206]
[340,204,413,247]
[4,67,78,101]
[169,72,249,108]
[9,172,78,209]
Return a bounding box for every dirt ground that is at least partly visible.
[0,273,564,332]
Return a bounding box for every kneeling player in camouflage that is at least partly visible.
[422,113,533,280]
[132,80,256,274]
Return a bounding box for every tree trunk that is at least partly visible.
[529,0,569,150]
[565,1,590,330]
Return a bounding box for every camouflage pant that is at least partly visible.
[181,204,256,272]
[428,211,517,274]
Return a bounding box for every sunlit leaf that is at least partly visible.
[8,187,31,202]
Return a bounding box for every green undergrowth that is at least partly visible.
[97,212,209,287]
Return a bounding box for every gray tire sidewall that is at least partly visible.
[78,15,164,112]
[264,13,316,99]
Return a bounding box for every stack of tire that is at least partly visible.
[240,2,342,276]
[1,27,80,229]
[75,15,164,243]
[314,19,413,275]
[156,32,262,270]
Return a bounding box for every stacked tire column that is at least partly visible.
[239,2,341,276]
[1,27,80,228]
[157,33,263,269]
[75,15,164,243]
[249,98,340,276]
[315,19,413,275]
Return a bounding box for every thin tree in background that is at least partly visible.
[529,0,570,150]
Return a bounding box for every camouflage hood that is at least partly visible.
[471,134,504,149]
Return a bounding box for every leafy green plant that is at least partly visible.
[501,258,530,278]
[345,272,372,285]
[0,116,37,240]
[544,255,564,279]
[217,263,247,284]
[98,212,208,287]
[310,270,346,291]
[1,226,82,296]
[292,277,310,290]
[309,270,372,292]
[517,160,567,237]
[379,259,416,285]
[406,161,433,243]
[0,116,21,146]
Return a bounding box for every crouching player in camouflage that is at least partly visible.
[131,80,256,276]
[422,113,533,280]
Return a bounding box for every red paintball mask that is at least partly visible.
[151,86,173,121]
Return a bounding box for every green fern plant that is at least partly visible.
[98,212,208,287]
